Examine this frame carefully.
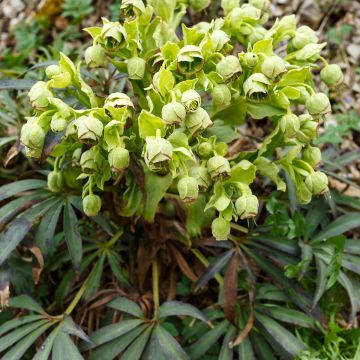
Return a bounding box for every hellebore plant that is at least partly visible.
[21,0,341,241]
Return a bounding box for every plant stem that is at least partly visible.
[152,258,160,319]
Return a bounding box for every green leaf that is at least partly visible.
[338,272,359,320]
[63,202,82,269]
[186,320,228,359]
[255,312,305,358]
[254,157,286,192]
[52,332,84,360]
[0,315,44,337]
[107,251,130,286]
[88,324,147,360]
[108,297,144,318]
[158,301,208,323]
[0,79,36,90]
[120,324,153,360]
[204,120,239,144]
[230,160,256,185]
[153,325,189,360]
[248,331,276,360]
[253,39,273,55]
[247,101,286,119]
[313,213,360,241]
[2,322,53,360]
[84,254,105,300]
[142,164,173,222]
[219,326,236,360]
[0,180,47,202]
[83,319,144,350]
[62,315,91,343]
[0,319,48,353]
[9,295,45,314]
[138,110,166,139]
[33,323,63,360]
[213,98,246,126]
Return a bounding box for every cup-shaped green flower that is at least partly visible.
[216,55,242,83]
[210,29,230,52]
[243,73,271,98]
[162,102,187,125]
[249,0,269,11]
[238,4,262,21]
[185,107,213,135]
[108,147,130,172]
[181,90,201,112]
[28,81,53,110]
[177,45,204,75]
[120,0,145,19]
[190,166,212,190]
[248,26,267,44]
[143,136,173,173]
[105,92,134,109]
[302,146,321,167]
[101,21,127,51]
[320,64,343,88]
[212,217,230,241]
[305,93,331,116]
[235,194,259,219]
[45,65,61,78]
[279,113,300,138]
[207,155,231,181]
[20,121,45,151]
[197,141,213,159]
[305,171,328,195]
[47,171,64,192]
[212,85,231,107]
[51,113,67,132]
[244,52,259,67]
[77,116,104,142]
[298,119,318,142]
[189,0,210,11]
[83,194,102,217]
[261,55,287,80]
[177,176,199,203]
[291,25,318,50]
[80,148,102,174]
[127,57,146,80]
[85,44,107,68]
[221,0,240,15]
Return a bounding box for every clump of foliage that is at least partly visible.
[1,0,359,359]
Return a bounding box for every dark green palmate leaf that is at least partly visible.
[108,297,144,318]
[158,301,208,323]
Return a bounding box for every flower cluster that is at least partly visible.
[21,0,341,240]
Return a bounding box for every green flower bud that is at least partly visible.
[210,30,230,52]
[83,194,102,217]
[28,81,53,110]
[162,102,187,125]
[127,57,146,80]
[212,217,230,241]
[143,136,173,173]
[85,44,107,68]
[47,171,64,192]
[320,64,343,88]
[20,121,45,151]
[25,147,42,159]
[261,55,287,80]
[76,116,104,142]
[243,73,271,99]
[72,148,82,163]
[177,45,204,75]
[190,166,212,190]
[189,0,210,11]
[185,107,213,136]
[216,55,242,83]
[235,194,259,219]
[212,85,231,107]
[248,26,267,44]
[244,52,259,67]
[197,141,213,158]
[221,0,240,15]
[238,4,262,21]
[177,176,199,203]
[302,146,321,167]
[108,147,130,172]
[101,21,127,51]
[249,0,269,11]
[305,93,331,116]
[305,171,328,195]
[291,26,318,50]
[298,119,318,142]
[45,65,61,78]
[120,0,145,19]
[50,113,67,132]
[181,90,201,112]
[280,113,300,138]
[207,155,231,181]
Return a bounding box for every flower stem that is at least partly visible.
[152,258,160,319]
